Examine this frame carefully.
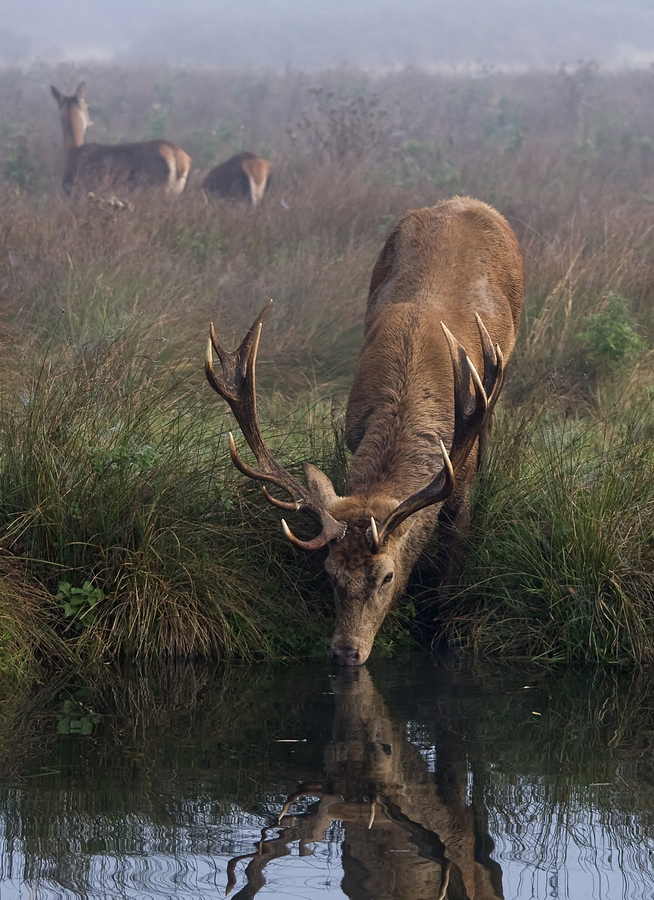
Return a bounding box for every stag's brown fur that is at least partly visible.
[51,83,192,196]
[308,198,523,664]
[202,151,272,205]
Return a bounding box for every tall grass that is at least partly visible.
[3,62,654,670]
[0,325,350,663]
[455,399,654,662]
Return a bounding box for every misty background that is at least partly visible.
[2,0,654,69]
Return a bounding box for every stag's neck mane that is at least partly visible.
[346,418,449,500]
[344,303,455,501]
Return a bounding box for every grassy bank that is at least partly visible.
[2,62,654,673]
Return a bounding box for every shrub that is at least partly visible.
[574,292,641,378]
[3,135,44,191]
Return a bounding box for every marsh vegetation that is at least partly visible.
[2,62,654,674]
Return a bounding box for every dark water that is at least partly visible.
[0,657,652,899]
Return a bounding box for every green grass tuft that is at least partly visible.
[457,400,654,663]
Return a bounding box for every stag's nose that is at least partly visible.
[331,645,361,666]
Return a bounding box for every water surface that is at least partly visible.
[0,658,652,898]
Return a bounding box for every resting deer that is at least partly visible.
[51,82,192,196]
[206,197,524,665]
[225,666,504,899]
[202,152,272,205]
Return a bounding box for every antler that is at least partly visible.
[205,300,347,550]
[368,314,504,552]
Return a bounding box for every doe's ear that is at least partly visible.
[51,85,63,105]
[75,82,86,99]
[303,462,340,509]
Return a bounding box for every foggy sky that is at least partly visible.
[2,0,654,69]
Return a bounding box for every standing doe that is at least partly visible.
[206,197,523,664]
[51,82,192,196]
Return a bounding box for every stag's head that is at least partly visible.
[291,475,418,665]
[205,301,502,666]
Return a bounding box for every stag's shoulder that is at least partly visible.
[425,197,524,328]
[394,196,515,243]
[367,197,523,333]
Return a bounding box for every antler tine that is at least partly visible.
[369,516,380,553]
[227,432,305,501]
[442,322,487,447]
[278,784,327,824]
[282,518,346,551]
[475,312,505,408]
[369,317,501,552]
[474,312,496,394]
[206,301,347,551]
[262,486,300,512]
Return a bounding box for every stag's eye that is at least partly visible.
[381,572,394,585]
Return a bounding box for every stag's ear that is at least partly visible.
[51,85,63,105]
[75,82,86,99]
[303,463,340,509]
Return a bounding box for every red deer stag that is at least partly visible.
[205,197,524,665]
[202,152,272,206]
[51,82,192,196]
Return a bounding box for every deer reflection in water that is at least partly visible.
[226,667,503,899]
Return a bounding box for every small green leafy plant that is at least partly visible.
[57,581,104,631]
[575,293,641,377]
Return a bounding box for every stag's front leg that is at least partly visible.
[414,479,472,637]
[436,494,469,622]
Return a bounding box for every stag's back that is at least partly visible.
[345,198,523,490]
[366,197,522,342]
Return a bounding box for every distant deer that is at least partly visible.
[206,197,524,665]
[202,152,272,205]
[50,82,192,196]
[225,666,504,899]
